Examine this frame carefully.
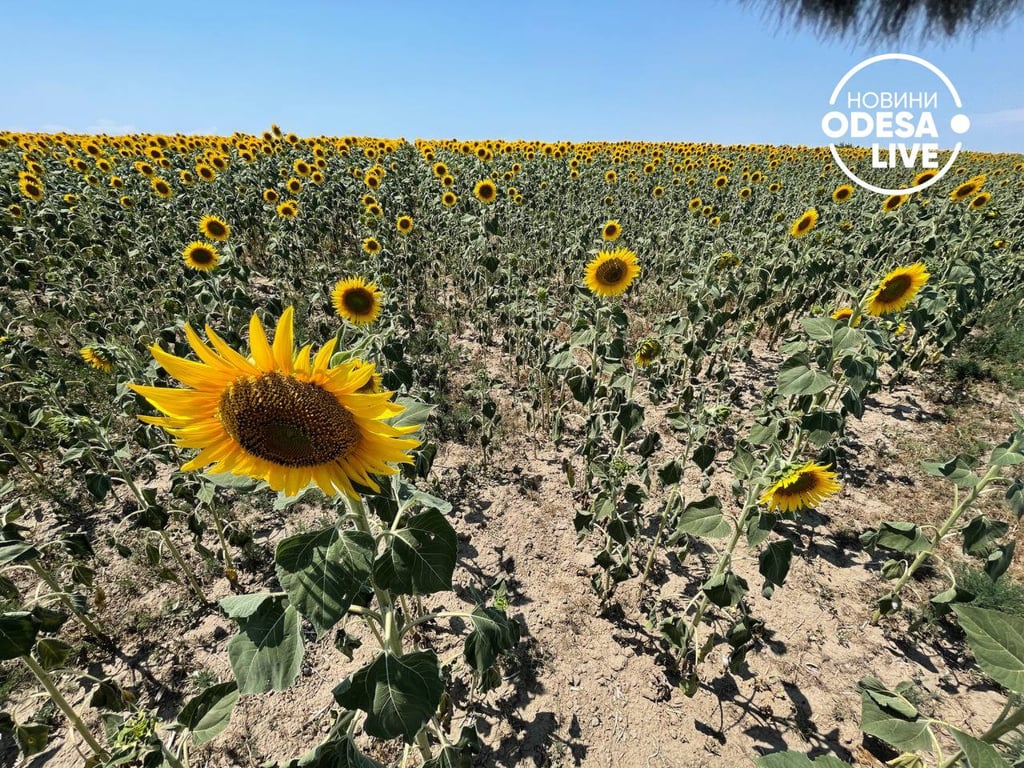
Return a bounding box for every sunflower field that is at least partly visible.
[2,128,1024,767]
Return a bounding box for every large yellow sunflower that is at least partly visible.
[129,307,419,498]
[332,277,383,325]
[199,215,231,241]
[790,208,818,238]
[183,241,220,272]
[583,247,640,297]
[759,462,840,513]
[473,179,497,204]
[864,263,930,316]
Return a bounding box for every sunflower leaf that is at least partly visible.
[874,521,931,553]
[463,606,521,692]
[859,683,933,752]
[949,727,1011,768]
[778,365,833,396]
[755,752,851,768]
[0,612,37,661]
[275,528,374,637]
[759,540,794,599]
[226,597,304,694]
[676,496,730,539]
[952,604,1024,694]
[373,509,457,596]
[177,681,239,746]
[333,650,443,743]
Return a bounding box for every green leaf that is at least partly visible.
[950,728,1011,768]
[832,324,863,353]
[387,397,434,433]
[34,638,73,671]
[279,735,384,768]
[986,543,1016,581]
[463,606,520,691]
[952,604,1024,694]
[800,318,835,341]
[746,512,777,547]
[220,593,275,620]
[962,516,1009,557]
[658,460,683,486]
[0,540,39,566]
[373,508,457,596]
[676,496,730,539]
[333,650,444,743]
[226,597,303,694]
[692,442,716,471]
[616,402,645,437]
[759,540,794,598]
[730,443,757,479]
[1007,480,1024,518]
[204,473,258,490]
[801,411,844,448]
[275,528,374,636]
[0,613,37,660]
[991,442,1024,466]
[756,751,851,767]
[14,722,49,756]
[778,365,833,396]
[702,571,748,608]
[177,681,239,745]
[860,686,933,752]
[921,455,979,488]
[875,521,931,553]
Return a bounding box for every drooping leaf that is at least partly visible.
[333,651,443,743]
[34,638,73,671]
[373,509,457,596]
[463,606,520,691]
[226,597,303,694]
[952,604,1024,694]
[177,681,239,745]
[756,751,851,768]
[0,613,37,660]
[275,528,374,636]
[950,728,1011,768]
[758,540,794,598]
[860,683,933,752]
[676,496,730,539]
[778,364,833,396]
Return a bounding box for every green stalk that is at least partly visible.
[208,504,236,573]
[640,429,696,587]
[21,652,109,759]
[0,434,47,492]
[158,530,209,604]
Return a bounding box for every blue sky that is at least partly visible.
[4,1,1023,152]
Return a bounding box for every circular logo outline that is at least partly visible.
[826,53,965,196]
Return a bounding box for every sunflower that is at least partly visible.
[688,196,702,211]
[183,241,220,272]
[276,200,299,219]
[738,186,752,200]
[332,277,383,325]
[151,177,173,198]
[7,203,23,218]
[293,159,311,177]
[396,215,414,234]
[969,192,991,209]
[832,184,854,203]
[62,194,78,207]
[601,220,622,241]
[881,194,907,213]
[80,347,113,372]
[830,307,861,326]
[180,170,195,185]
[769,182,782,193]
[364,172,381,190]
[864,263,930,316]
[432,162,448,178]
[366,203,383,218]
[362,237,382,255]
[129,307,419,498]
[18,177,43,202]
[634,338,662,368]
[950,175,985,202]
[286,177,303,195]
[474,179,498,204]
[714,175,728,189]
[440,174,455,188]
[442,191,457,207]
[790,208,818,238]
[759,462,840,513]
[604,169,617,183]
[652,185,665,199]
[199,215,231,241]
[263,188,280,204]
[583,246,640,298]
[110,176,125,189]
[913,170,938,186]
[119,196,134,209]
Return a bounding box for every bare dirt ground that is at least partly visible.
[3,340,1021,768]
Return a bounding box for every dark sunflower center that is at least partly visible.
[605,225,616,236]
[797,216,812,232]
[596,257,627,285]
[343,287,375,315]
[207,221,226,237]
[190,248,215,265]
[219,373,359,467]
[877,274,912,303]
[774,472,820,497]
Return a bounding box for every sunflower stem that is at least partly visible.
[0,434,48,492]
[158,530,209,604]
[208,503,236,573]
[20,652,109,759]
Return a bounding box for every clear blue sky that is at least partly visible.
[4,1,1023,152]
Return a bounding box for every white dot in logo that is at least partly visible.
[950,114,971,134]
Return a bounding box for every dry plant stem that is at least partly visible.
[20,652,109,759]
[0,435,47,491]
[640,428,696,587]
[871,434,1022,625]
[158,529,208,604]
[28,558,108,640]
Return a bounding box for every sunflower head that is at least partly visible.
[865,263,930,316]
[396,215,414,234]
[634,338,662,368]
[362,237,382,255]
[183,241,220,272]
[263,188,281,204]
[832,184,853,203]
[473,179,498,204]
[276,200,299,219]
[81,346,114,372]
[332,277,383,325]
[830,307,861,326]
[129,307,419,498]
[601,220,622,242]
[759,462,840,513]
[442,191,457,207]
[969,192,992,210]
[790,208,818,238]
[199,215,231,241]
[882,194,907,213]
[583,247,641,298]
